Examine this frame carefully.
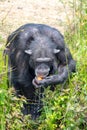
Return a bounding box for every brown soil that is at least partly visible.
[0,0,73,47]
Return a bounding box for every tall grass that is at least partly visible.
[0,0,87,129]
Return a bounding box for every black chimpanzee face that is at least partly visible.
[25,48,60,78]
[24,35,60,78]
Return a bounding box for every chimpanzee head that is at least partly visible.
[25,35,60,78]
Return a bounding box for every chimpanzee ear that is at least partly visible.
[53,49,60,54]
[25,49,32,55]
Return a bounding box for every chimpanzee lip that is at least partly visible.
[36,73,49,79]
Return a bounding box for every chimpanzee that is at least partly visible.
[4,23,76,119]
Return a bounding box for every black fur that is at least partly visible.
[5,23,76,119]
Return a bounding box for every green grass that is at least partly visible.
[0,0,87,129]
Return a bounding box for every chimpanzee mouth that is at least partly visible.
[35,67,50,79]
[36,73,49,80]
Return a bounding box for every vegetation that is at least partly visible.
[0,0,87,129]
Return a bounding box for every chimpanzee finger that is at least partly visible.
[32,79,42,88]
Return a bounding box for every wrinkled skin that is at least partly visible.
[4,23,76,119]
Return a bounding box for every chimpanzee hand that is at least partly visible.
[32,76,54,88]
[32,78,46,88]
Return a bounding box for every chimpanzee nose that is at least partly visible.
[35,64,50,78]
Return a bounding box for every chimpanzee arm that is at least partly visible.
[34,47,76,88]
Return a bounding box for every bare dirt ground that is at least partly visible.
[0,0,73,47]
